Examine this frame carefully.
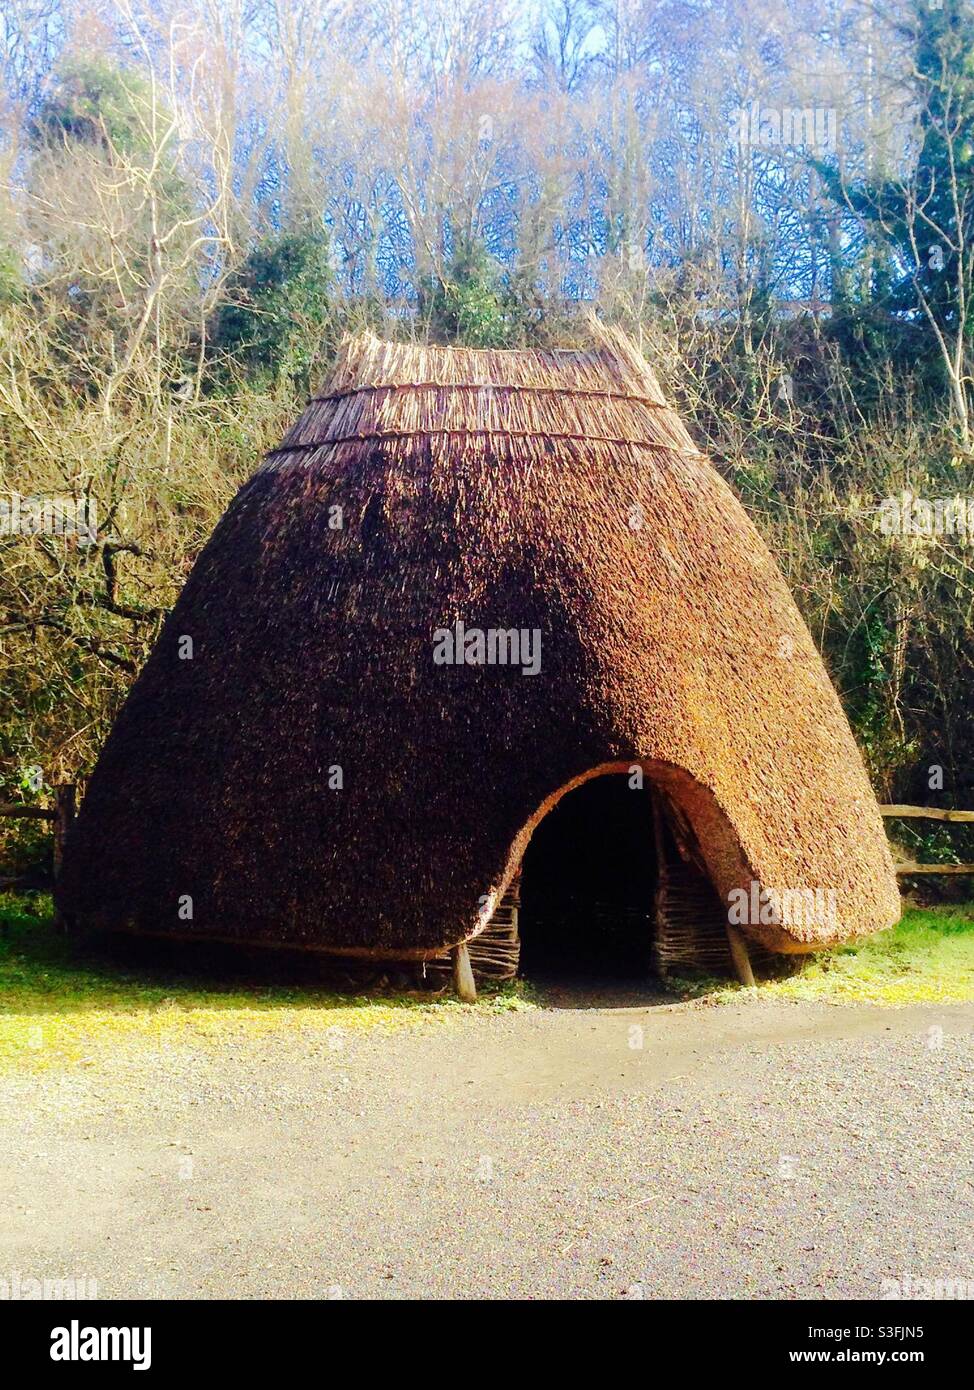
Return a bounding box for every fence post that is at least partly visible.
[53,783,76,933]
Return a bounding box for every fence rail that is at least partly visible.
[879,804,974,824]
[0,785,76,923]
[0,804,56,821]
[879,804,974,876]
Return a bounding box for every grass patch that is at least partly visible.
[740,905,974,1005]
[2,897,971,1074]
[0,895,532,1073]
[646,906,974,1005]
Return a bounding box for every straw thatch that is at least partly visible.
[59,329,900,956]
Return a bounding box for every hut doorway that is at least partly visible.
[517,773,657,982]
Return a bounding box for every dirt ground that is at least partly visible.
[2,988,973,1300]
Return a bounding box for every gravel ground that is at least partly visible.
[2,992,973,1300]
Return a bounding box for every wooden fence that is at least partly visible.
[879,805,974,875]
[0,785,76,928]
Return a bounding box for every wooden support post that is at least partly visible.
[451,942,477,1002]
[725,925,756,987]
[649,789,669,979]
[52,783,76,933]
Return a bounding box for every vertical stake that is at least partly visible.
[451,942,477,1002]
[725,924,756,987]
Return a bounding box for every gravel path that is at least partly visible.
[2,993,973,1300]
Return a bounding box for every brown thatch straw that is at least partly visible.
[59,328,900,955]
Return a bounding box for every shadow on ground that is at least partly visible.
[1,894,733,1016]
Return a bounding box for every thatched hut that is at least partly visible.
[58,330,900,987]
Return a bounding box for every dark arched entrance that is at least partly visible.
[518,773,657,981]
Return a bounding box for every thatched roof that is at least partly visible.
[59,329,900,954]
